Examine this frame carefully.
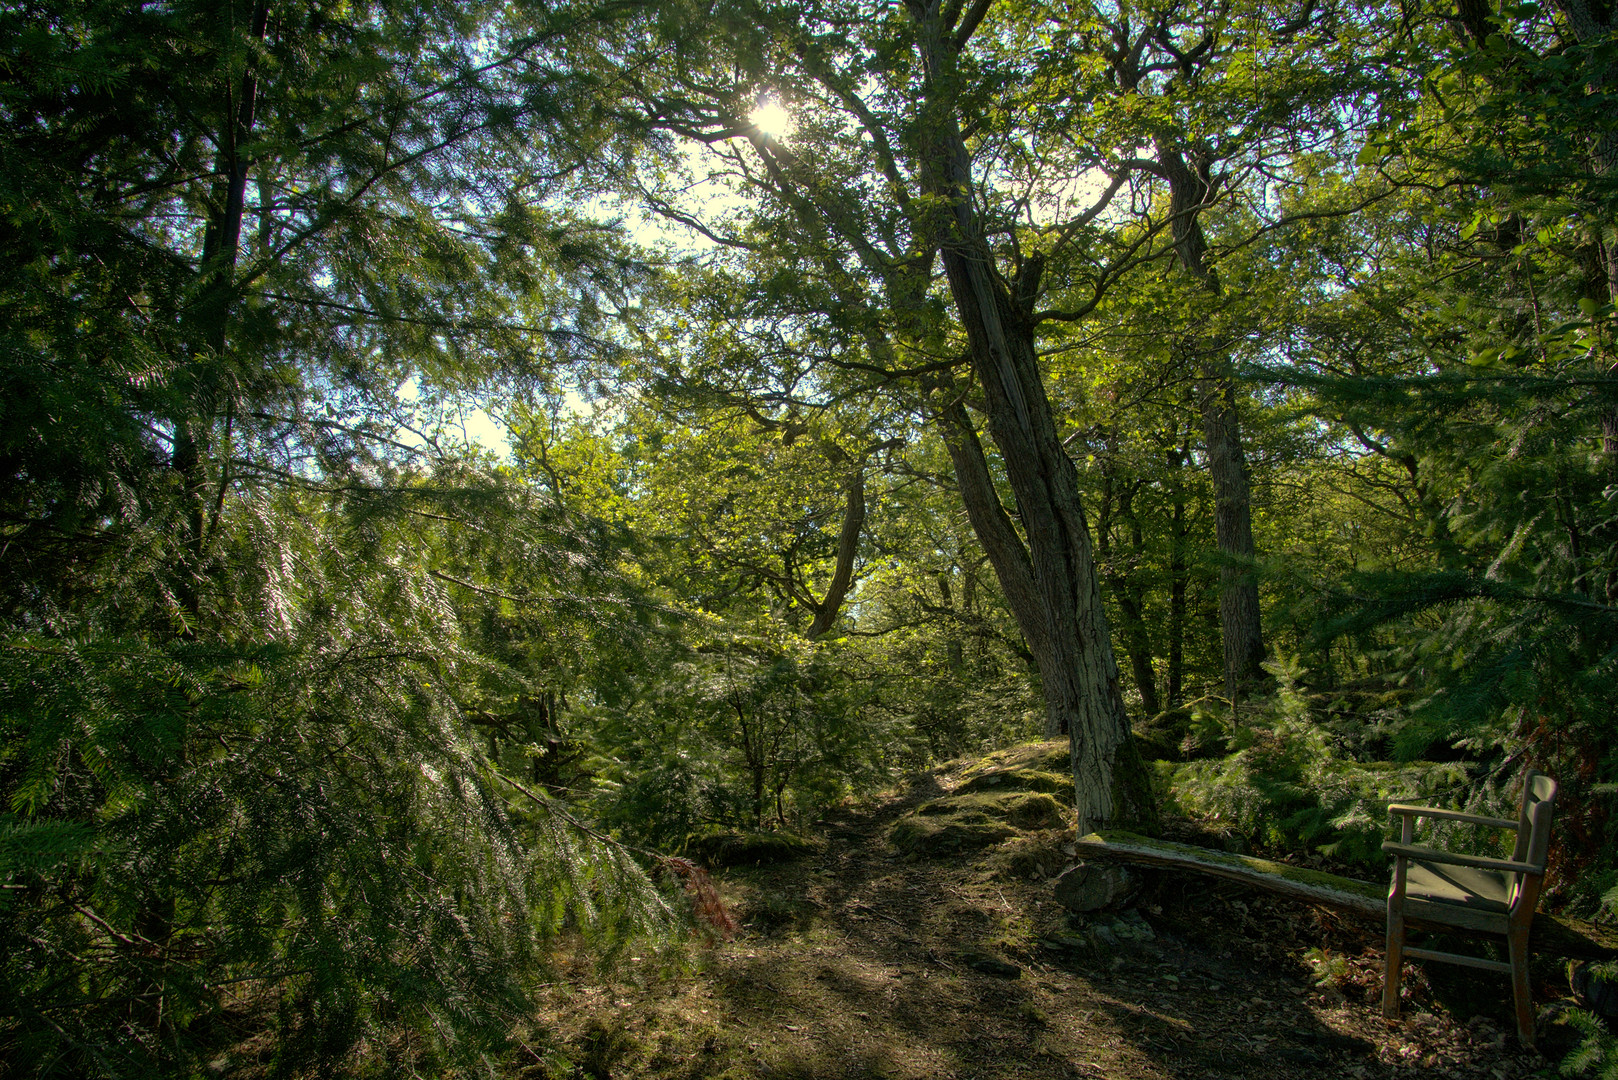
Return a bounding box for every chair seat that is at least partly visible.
[1394,859,1512,911]
[1383,771,1557,1049]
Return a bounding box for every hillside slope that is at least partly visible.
[526,743,1551,1079]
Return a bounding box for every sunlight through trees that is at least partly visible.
[2,0,1615,1072]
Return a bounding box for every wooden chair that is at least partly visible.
[1382,770,1557,1046]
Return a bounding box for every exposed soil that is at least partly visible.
[525,745,1568,1080]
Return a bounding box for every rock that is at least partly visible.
[961,953,1021,978]
[1076,910,1156,949]
[1052,862,1136,912]
[954,768,1075,804]
[890,790,1064,855]
[1573,962,1618,1019]
[1037,934,1090,953]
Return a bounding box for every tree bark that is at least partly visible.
[1165,429,1191,709]
[1541,0,1618,597]
[1157,142,1267,701]
[145,3,271,1034]
[806,454,867,639]
[1098,470,1162,717]
[1197,376,1266,700]
[1541,0,1618,299]
[907,0,1154,834]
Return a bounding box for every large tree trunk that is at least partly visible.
[907,0,1154,834]
[931,397,1153,834]
[1542,0,1618,594]
[1118,486,1162,717]
[143,2,271,1036]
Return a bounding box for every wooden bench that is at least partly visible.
[1074,830,1618,960]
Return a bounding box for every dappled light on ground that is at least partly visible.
[529,745,1550,1079]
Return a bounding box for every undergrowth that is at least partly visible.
[1163,657,1494,870]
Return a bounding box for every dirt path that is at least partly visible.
[529,763,1553,1080]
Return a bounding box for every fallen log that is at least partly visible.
[1074,830,1618,961]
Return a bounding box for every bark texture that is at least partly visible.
[1539,0,1618,589]
[176,0,271,630]
[907,0,1154,834]
[1165,429,1191,709]
[1196,377,1266,699]
[1158,142,1268,700]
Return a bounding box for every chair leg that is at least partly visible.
[1508,925,1534,1048]
[1383,910,1405,1020]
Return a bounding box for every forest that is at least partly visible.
[0,0,1614,1075]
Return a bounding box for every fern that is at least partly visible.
[1168,656,1477,867]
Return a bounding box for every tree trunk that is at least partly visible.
[1197,376,1266,700]
[807,437,901,638]
[1114,589,1161,718]
[907,0,1154,833]
[807,459,867,639]
[932,400,1153,833]
[1097,470,1161,717]
[938,574,966,670]
[1541,0,1618,598]
[1166,432,1190,709]
[1157,142,1267,701]
[1118,486,1162,718]
[143,4,271,1038]
[175,0,271,631]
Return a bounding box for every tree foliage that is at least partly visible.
[0,0,678,1072]
[5,0,1618,1071]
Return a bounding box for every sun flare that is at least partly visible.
[749,99,794,140]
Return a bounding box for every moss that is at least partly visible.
[955,769,1075,803]
[683,829,817,867]
[1080,829,1386,903]
[1003,792,1068,829]
[891,791,1068,855]
[961,740,1071,779]
[1133,708,1195,761]
[1107,740,1162,835]
[951,739,1079,812]
[990,832,1073,880]
[891,816,1019,855]
[944,791,1067,828]
[740,888,819,935]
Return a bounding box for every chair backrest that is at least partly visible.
[1510,770,1558,869]
[1508,770,1557,914]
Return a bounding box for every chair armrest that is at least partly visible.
[1386,804,1519,830]
[1381,841,1542,876]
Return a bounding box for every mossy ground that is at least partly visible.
[519,742,1563,1080]
[888,741,1075,855]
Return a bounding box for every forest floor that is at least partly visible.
[525,742,1566,1080]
